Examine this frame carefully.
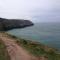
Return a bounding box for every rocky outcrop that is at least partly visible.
[0,18,34,31]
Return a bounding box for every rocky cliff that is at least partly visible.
[0,18,34,31]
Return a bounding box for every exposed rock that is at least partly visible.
[0,18,34,31]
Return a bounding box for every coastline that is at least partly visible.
[0,32,60,60]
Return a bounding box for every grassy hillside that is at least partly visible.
[0,39,10,60]
[7,33,60,60]
[16,39,60,60]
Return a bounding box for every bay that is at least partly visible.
[7,23,60,50]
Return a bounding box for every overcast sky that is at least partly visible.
[0,0,60,22]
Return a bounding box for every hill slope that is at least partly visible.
[0,32,60,60]
[0,18,34,31]
[0,39,10,60]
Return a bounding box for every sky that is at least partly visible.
[0,0,60,22]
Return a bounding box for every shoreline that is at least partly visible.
[6,32,60,51]
[0,32,60,60]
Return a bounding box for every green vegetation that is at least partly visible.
[15,39,60,60]
[3,33,60,60]
[0,40,10,60]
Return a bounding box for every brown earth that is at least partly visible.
[0,33,47,60]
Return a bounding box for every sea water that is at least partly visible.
[7,23,60,50]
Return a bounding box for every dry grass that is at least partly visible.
[0,39,10,60]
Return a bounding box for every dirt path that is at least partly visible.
[0,33,38,60]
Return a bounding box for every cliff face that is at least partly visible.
[0,18,34,31]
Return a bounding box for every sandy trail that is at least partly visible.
[0,33,38,60]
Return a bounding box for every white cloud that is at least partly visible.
[0,0,60,22]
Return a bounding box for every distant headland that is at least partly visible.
[0,18,34,31]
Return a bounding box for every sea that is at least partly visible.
[7,23,60,50]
